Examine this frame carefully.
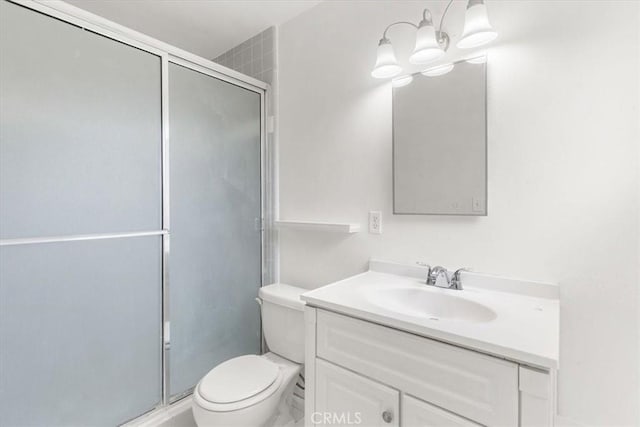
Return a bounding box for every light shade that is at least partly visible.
[409,19,445,64]
[457,0,498,49]
[371,39,402,79]
[392,75,414,88]
[421,63,454,77]
[466,54,487,64]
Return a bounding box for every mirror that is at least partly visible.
[393,57,487,215]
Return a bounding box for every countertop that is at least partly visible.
[301,262,559,370]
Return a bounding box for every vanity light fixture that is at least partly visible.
[392,75,414,88]
[421,63,455,77]
[371,0,497,79]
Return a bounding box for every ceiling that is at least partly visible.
[65,0,322,59]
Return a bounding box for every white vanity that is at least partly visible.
[302,260,559,427]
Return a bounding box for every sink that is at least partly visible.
[365,287,497,323]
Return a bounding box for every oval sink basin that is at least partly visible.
[366,288,497,323]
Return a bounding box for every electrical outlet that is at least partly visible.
[369,211,382,234]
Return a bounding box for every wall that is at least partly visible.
[277,1,640,426]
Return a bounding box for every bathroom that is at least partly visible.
[0,0,638,426]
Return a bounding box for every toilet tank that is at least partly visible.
[258,284,306,363]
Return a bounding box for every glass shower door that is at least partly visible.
[0,1,163,425]
[168,63,263,398]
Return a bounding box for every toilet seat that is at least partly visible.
[194,355,283,412]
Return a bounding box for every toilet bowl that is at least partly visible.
[192,284,306,427]
[193,353,301,427]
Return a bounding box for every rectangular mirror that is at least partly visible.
[393,57,487,215]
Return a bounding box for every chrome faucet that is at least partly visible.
[450,268,468,290]
[427,266,449,287]
[418,263,467,290]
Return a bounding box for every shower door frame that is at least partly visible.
[5,0,274,417]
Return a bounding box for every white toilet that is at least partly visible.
[192,284,306,427]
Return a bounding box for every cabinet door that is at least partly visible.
[402,395,481,427]
[315,359,399,427]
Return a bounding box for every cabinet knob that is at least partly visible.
[382,410,393,423]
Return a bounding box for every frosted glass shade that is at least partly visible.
[392,75,414,88]
[409,24,444,64]
[457,0,497,49]
[466,54,487,64]
[421,63,455,77]
[371,40,401,79]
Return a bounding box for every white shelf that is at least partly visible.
[274,220,361,234]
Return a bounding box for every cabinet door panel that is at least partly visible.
[402,395,481,427]
[315,359,399,427]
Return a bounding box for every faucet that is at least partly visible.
[419,263,468,290]
[427,266,450,288]
[450,268,468,290]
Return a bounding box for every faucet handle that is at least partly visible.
[451,267,471,290]
[416,261,432,284]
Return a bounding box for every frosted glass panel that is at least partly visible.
[0,1,162,239]
[0,237,162,426]
[169,63,262,397]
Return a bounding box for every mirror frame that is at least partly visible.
[392,55,488,216]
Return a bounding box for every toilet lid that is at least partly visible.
[198,355,280,404]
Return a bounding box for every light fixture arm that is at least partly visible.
[381,21,419,42]
[438,0,456,37]
[422,8,432,23]
[379,8,451,52]
[434,0,455,51]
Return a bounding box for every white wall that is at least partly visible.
[277,1,640,425]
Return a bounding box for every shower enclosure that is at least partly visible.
[0,1,270,425]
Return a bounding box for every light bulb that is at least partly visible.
[466,54,487,64]
[457,0,497,49]
[421,63,454,77]
[371,39,402,79]
[409,17,445,65]
[392,75,414,88]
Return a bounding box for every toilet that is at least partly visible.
[192,284,306,427]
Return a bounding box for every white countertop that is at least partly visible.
[301,263,559,370]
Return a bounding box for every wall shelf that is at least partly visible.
[274,220,361,234]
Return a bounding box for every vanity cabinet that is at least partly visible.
[305,308,556,427]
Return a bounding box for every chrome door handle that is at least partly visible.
[382,410,393,423]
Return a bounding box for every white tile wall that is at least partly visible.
[215,27,275,84]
